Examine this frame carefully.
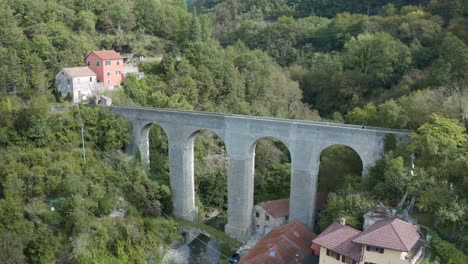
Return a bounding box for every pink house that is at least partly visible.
[85,50,124,89]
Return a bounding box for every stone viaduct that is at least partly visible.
[110,105,410,242]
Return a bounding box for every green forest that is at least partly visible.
[0,0,467,263]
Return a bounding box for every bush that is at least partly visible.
[428,230,468,264]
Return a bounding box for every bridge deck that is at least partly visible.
[111,105,412,135]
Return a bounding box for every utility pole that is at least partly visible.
[77,104,86,163]
[81,125,86,163]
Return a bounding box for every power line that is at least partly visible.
[80,125,231,259]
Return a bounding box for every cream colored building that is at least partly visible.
[55,67,98,104]
[312,218,425,264]
[254,198,289,237]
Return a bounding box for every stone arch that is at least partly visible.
[316,141,376,176]
[249,136,290,155]
[315,143,364,165]
[132,121,171,169]
[250,136,292,203]
[316,143,364,194]
[186,128,228,216]
[144,122,171,182]
[186,128,226,151]
[140,121,171,137]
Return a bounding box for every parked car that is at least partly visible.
[228,252,240,263]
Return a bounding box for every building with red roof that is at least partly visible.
[254,193,330,237]
[254,198,290,236]
[311,218,426,264]
[85,50,124,89]
[240,221,317,264]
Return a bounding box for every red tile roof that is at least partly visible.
[258,193,329,218]
[241,221,317,264]
[259,198,290,218]
[352,218,420,251]
[63,67,96,78]
[312,223,362,261]
[88,50,123,60]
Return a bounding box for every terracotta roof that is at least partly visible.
[88,50,123,60]
[258,193,330,218]
[312,223,362,260]
[241,221,317,264]
[259,198,290,218]
[352,218,420,251]
[63,67,96,78]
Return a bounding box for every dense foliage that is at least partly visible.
[0,99,180,263]
[0,0,467,262]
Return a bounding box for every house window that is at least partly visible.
[117,60,120,65]
[107,71,110,76]
[116,71,121,75]
[255,212,259,218]
[96,61,100,66]
[285,215,289,221]
[89,77,93,82]
[107,80,110,84]
[326,250,341,260]
[366,246,384,254]
[67,79,70,84]
[87,61,90,66]
[265,215,269,221]
[341,255,345,262]
[105,60,111,66]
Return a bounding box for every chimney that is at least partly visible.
[339,218,346,225]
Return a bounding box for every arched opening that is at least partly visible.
[148,124,170,184]
[192,130,227,227]
[317,145,363,193]
[252,137,291,237]
[315,145,364,233]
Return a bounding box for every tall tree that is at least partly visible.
[410,114,466,167]
[429,34,468,122]
[343,32,412,89]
